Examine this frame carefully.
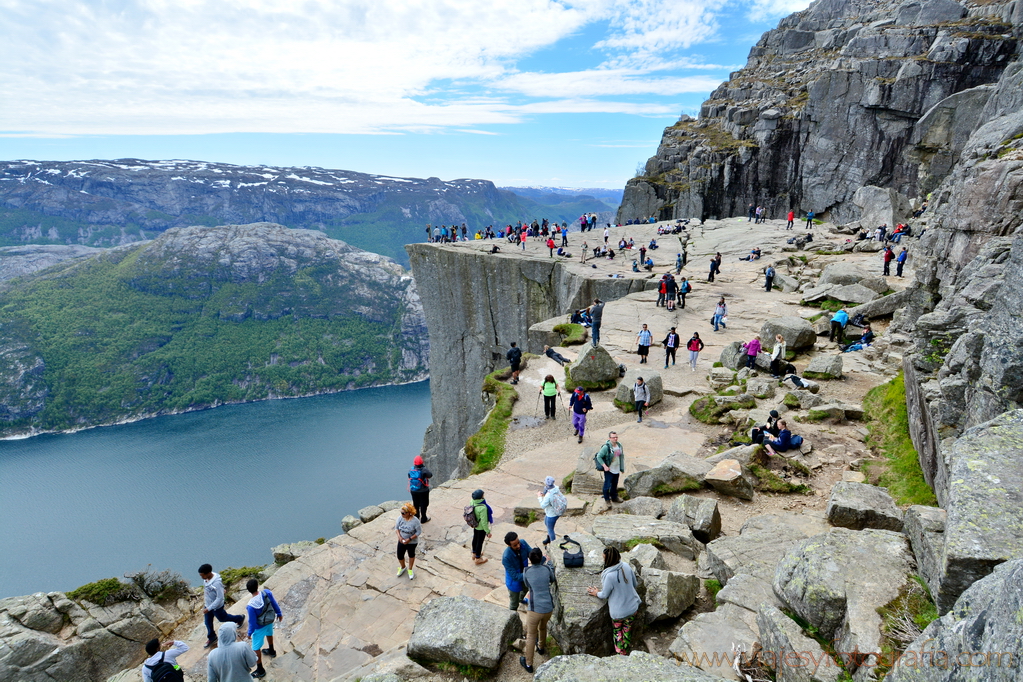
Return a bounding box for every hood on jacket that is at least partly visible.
[218,622,238,646]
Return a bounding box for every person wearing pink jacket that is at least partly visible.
[743,335,762,369]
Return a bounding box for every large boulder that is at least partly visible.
[548,533,612,655]
[623,453,710,498]
[930,409,1023,613]
[626,542,667,573]
[846,289,910,320]
[823,283,881,305]
[571,448,604,496]
[719,342,745,370]
[818,262,888,293]
[358,504,385,523]
[705,459,756,501]
[761,317,817,351]
[705,444,764,467]
[668,603,759,679]
[665,495,721,543]
[406,596,523,669]
[514,493,586,521]
[566,345,620,390]
[826,482,904,531]
[745,377,776,399]
[757,604,842,682]
[591,515,703,560]
[852,185,912,231]
[272,540,320,564]
[535,651,719,682]
[620,496,663,517]
[639,569,699,623]
[614,370,663,411]
[887,559,1023,682]
[773,528,915,677]
[804,354,843,379]
[773,272,800,293]
[341,515,363,532]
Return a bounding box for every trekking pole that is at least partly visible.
[535,392,541,417]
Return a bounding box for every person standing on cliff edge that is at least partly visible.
[507,342,522,385]
[199,564,245,649]
[589,298,605,347]
[408,455,432,523]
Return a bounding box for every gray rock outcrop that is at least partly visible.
[622,453,710,498]
[591,515,703,560]
[804,354,843,379]
[549,533,613,655]
[761,317,817,351]
[825,481,905,531]
[665,495,722,543]
[638,568,699,623]
[405,596,523,669]
[853,186,912,231]
[704,459,756,501]
[535,651,718,682]
[817,262,888,294]
[614,370,663,411]
[567,345,621,390]
[757,604,842,682]
[620,496,663,518]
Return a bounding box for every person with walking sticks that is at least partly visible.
[539,374,560,420]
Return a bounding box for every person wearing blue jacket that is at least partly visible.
[502,532,533,611]
[765,420,793,455]
[829,309,849,344]
[245,579,283,679]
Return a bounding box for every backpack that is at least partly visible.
[463,504,480,528]
[146,653,184,682]
[409,468,424,492]
[790,435,804,448]
[256,592,276,626]
[550,490,568,517]
[560,537,584,568]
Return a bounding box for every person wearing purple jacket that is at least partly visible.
[245,579,283,679]
[743,335,762,369]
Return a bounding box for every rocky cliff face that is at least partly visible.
[0,223,428,437]
[619,0,1020,225]
[0,160,607,265]
[406,244,648,478]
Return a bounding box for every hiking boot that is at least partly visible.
[573,428,579,436]
[519,656,534,674]
[577,436,583,443]
[421,517,430,523]
[204,638,218,649]
[536,643,547,655]
[397,565,405,577]
[262,648,277,658]
[408,568,415,580]
[251,669,266,679]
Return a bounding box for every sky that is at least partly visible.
[0,0,811,189]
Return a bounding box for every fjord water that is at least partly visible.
[0,381,432,598]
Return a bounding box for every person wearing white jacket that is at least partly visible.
[538,476,563,545]
[632,377,650,422]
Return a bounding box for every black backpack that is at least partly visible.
[560,537,584,568]
[256,592,276,626]
[146,653,184,682]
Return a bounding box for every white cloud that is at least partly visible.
[746,0,813,22]
[0,0,749,136]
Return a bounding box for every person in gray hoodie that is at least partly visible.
[207,622,257,682]
[199,563,244,648]
[632,377,650,423]
[587,547,641,654]
[519,548,556,674]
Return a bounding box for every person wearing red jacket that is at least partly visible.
[687,332,705,372]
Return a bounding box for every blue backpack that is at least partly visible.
[409,468,425,492]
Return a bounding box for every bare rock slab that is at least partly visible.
[665,494,722,543]
[406,595,523,669]
[591,515,703,560]
[626,542,667,573]
[705,459,756,501]
[757,604,842,682]
[623,453,710,498]
[272,541,321,564]
[668,603,759,680]
[826,481,904,531]
[639,568,699,623]
[620,496,663,517]
[703,513,827,585]
[535,651,719,681]
[902,505,947,611]
[549,533,612,656]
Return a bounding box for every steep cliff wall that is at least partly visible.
[619,0,1019,225]
[406,244,648,479]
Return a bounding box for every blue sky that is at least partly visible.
[0,0,810,188]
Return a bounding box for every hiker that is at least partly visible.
[750,410,781,445]
[708,254,717,282]
[713,253,722,277]
[543,345,570,366]
[896,247,908,277]
[468,489,492,565]
[408,455,432,523]
[569,386,592,443]
[589,298,605,347]
[520,547,556,674]
[786,209,794,229]
[538,476,565,545]
[636,324,652,364]
[655,273,664,306]
[632,377,650,423]
[765,420,796,456]
[586,547,641,655]
[199,564,245,648]
[503,532,533,610]
[770,334,786,377]
[747,202,755,222]
[687,332,704,371]
[207,623,256,682]
[743,335,762,369]
[245,579,283,679]
[540,374,560,419]
[662,327,680,368]
[829,309,849,345]
[712,298,727,332]
[883,246,894,276]
[507,341,522,385]
[546,237,556,257]
[675,253,683,274]
[677,277,691,308]
[805,210,815,229]
[764,264,775,292]
[595,432,625,504]
[664,275,678,311]
[142,639,188,682]
[394,502,422,580]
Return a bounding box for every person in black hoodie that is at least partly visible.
[507,342,522,384]
[662,327,680,368]
[408,455,433,523]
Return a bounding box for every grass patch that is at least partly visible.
[543,636,564,658]
[876,576,939,678]
[465,365,521,474]
[803,371,837,380]
[430,661,491,680]
[624,537,666,551]
[862,372,937,506]
[712,361,723,368]
[801,297,845,312]
[783,610,854,681]
[220,566,266,589]
[514,510,539,527]
[651,479,703,496]
[689,395,755,424]
[552,322,587,346]
[805,409,831,421]
[815,249,847,255]
[749,463,812,494]
[561,471,574,493]
[614,397,638,413]
[705,579,722,603]
[67,578,137,606]
[729,427,753,445]
[783,392,801,408]
[315,537,326,545]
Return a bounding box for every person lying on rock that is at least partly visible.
[543,345,570,367]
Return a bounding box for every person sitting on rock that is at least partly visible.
[648,238,658,250]
[764,420,794,455]
[632,260,640,272]
[643,257,654,271]
[750,410,781,445]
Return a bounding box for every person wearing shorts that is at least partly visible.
[507,342,522,384]
[245,579,282,679]
[395,502,422,579]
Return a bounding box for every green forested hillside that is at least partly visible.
[0,224,429,436]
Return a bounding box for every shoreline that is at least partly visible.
[0,373,429,442]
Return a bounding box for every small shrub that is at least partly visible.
[651,479,702,496]
[315,537,326,544]
[220,566,265,590]
[749,463,812,494]
[876,576,939,678]
[805,409,830,421]
[712,361,723,368]
[705,579,722,603]
[67,578,137,606]
[561,471,574,493]
[465,364,521,473]
[514,510,538,527]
